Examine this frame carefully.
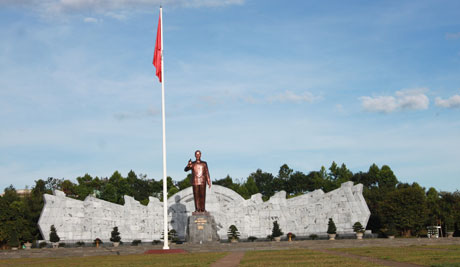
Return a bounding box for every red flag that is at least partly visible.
[153,13,162,82]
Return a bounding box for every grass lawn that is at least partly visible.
[0,252,226,267]
[239,249,379,267]
[333,245,460,266]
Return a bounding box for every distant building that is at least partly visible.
[0,189,31,197]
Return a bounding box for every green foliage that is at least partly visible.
[380,183,427,236]
[176,174,192,190]
[247,236,258,242]
[250,169,275,200]
[7,230,19,248]
[39,241,47,248]
[227,225,240,240]
[309,234,318,240]
[272,221,283,237]
[161,229,178,242]
[110,226,121,242]
[76,241,85,247]
[49,225,60,243]
[353,222,365,233]
[327,218,337,234]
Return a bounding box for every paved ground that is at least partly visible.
[0,237,458,260]
[210,252,245,267]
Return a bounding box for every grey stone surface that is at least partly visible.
[38,182,370,242]
[186,213,220,244]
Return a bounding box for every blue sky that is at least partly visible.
[1,0,459,192]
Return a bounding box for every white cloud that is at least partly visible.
[435,95,460,108]
[446,32,460,40]
[83,17,98,23]
[267,90,317,104]
[360,88,429,113]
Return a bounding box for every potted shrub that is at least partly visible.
[49,225,60,248]
[353,222,365,240]
[110,226,121,247]
[272,221,284,242]
[287,232,296,242]
[227,225,240,243]
[327,218,337,240]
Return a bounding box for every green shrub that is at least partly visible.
[152,240,161,245]
[110,226,121,242]
[271,221,284,237]
[131,239,141,246]
[309,234,318,240]
[39,241,47,248]
[353,222,365,233]
[266,235,274,241]
[327,218,337,234]
[76,241,85,247]
[58,242,65,247]
[247,236,258,242]
[49,225,60,243]
[161,229,178,242]
[227,225,240,240]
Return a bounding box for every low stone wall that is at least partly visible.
[38,182,370,242]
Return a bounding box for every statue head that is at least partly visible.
[195,150,201,161]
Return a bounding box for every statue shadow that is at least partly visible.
[168,195,188,240]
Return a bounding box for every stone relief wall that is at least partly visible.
[38,182,370,242]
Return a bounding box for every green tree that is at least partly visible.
[287,171,310,196]
[380,183,427,236]
[329,162,353,185]
[249,169,275,200]
[75,174,95,200]
[244,176,259,197]
[426,187,441,225]
[176,174,192,190]
[439,191,460,233]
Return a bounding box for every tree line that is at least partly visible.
[1,162,459,248]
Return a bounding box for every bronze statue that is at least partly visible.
[184,150,211,212]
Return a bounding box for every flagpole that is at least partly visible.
[159,6,169,250]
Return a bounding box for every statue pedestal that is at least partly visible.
[186,212,220,243]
